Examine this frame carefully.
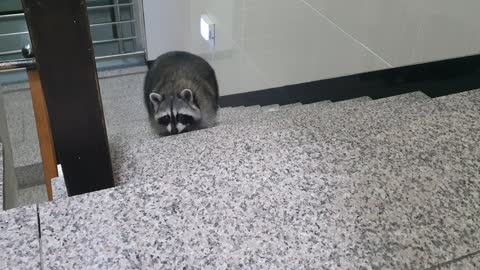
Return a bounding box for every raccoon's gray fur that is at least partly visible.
[144,51,219,136]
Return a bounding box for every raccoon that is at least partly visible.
[144,51,219,136]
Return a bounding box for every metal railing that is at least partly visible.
[0,58,36,71]
[0,0,144,60]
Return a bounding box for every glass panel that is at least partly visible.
[93,42,120,56]
[0,0,143,61]
[0,13,30,62]
[119,5,134,21]
[87,7,115,25]
[1,0,23,13]
[87,0,113,8]
[1,70,50,209]
[91,24,116,40]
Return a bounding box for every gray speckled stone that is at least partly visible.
[2,71,151,171]
[262,104,280,112]
[374,91,429,104]
[233,91,429,129]
[97,65,147,79]
[281,102,302,108]
[218,106,262,125]
[15,163,45,189]
[12,141,42,168]
[23,110,40,145]
[0,143,3,208]
[2,90,35,144]
[99,73,145,101]
[6,109,24,144]
[0,82,30,93]
[216,106,248,120]
[17,184,48,207]
[109,91,430,164]
[0,205,41,269]
[107,99,333,146]
[39,184,145,270]
[433,88,480,115]
[335,96,371,104]
[435,252,480,270]
[52,176,67,201]
[40,90,480,269]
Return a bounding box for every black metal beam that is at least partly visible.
[22,0,115,196]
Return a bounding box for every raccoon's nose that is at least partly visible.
[171,127,179,134]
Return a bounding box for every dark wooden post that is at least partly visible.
[21,0,115,196]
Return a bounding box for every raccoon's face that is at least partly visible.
[150,89,201,135]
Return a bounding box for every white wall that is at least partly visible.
[143,0,480,96]
[303,0,480,67]
[143,0,189,59]
[143,0,236,59]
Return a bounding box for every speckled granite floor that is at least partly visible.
[0,144,3,207]
[435,252,480,270]
[16,184,48,208]
[34,89,480,269]
[0,205,41,269]
[2,67,149,208]
[3,67,149,170]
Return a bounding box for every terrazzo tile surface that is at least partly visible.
[23,110,40,144]
[1,82,30,92]
[97,65,147,79]
[40,90,480,269]
[11,141,42,168]
[262,103,280,112]
[335,96,371,104]
[99,72,145,101]
[226,91,430,128]
[15,163,44,189]
[108,94,375,148]
[217,106,263,125]
[373,91,429,105]
[106,100,333,149]
[2,90,34,144]
[6,109,24,143]
[52,176,67,201]
[109,91,431,163]
[17,184,48,207]
[2,90,44,169]
[280,102,302,108]
[0,205,41,269]
[281,99,332,114]
[39,183,145,269]
[435,252,480,270]
[0,144,3,208]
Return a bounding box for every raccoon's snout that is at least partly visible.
[166,124,179,135]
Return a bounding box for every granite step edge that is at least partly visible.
[108,91,435,151]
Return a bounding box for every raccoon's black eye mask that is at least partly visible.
[158,114,194,126]
[176,114,194,125]
[158,115,170,125]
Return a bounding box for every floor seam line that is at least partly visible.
[424,250,480,270]
[36,203,45,270]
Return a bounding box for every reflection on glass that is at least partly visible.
[0,0,140,61]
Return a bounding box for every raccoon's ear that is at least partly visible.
[180,89,194,103]
[149,93,164,111]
